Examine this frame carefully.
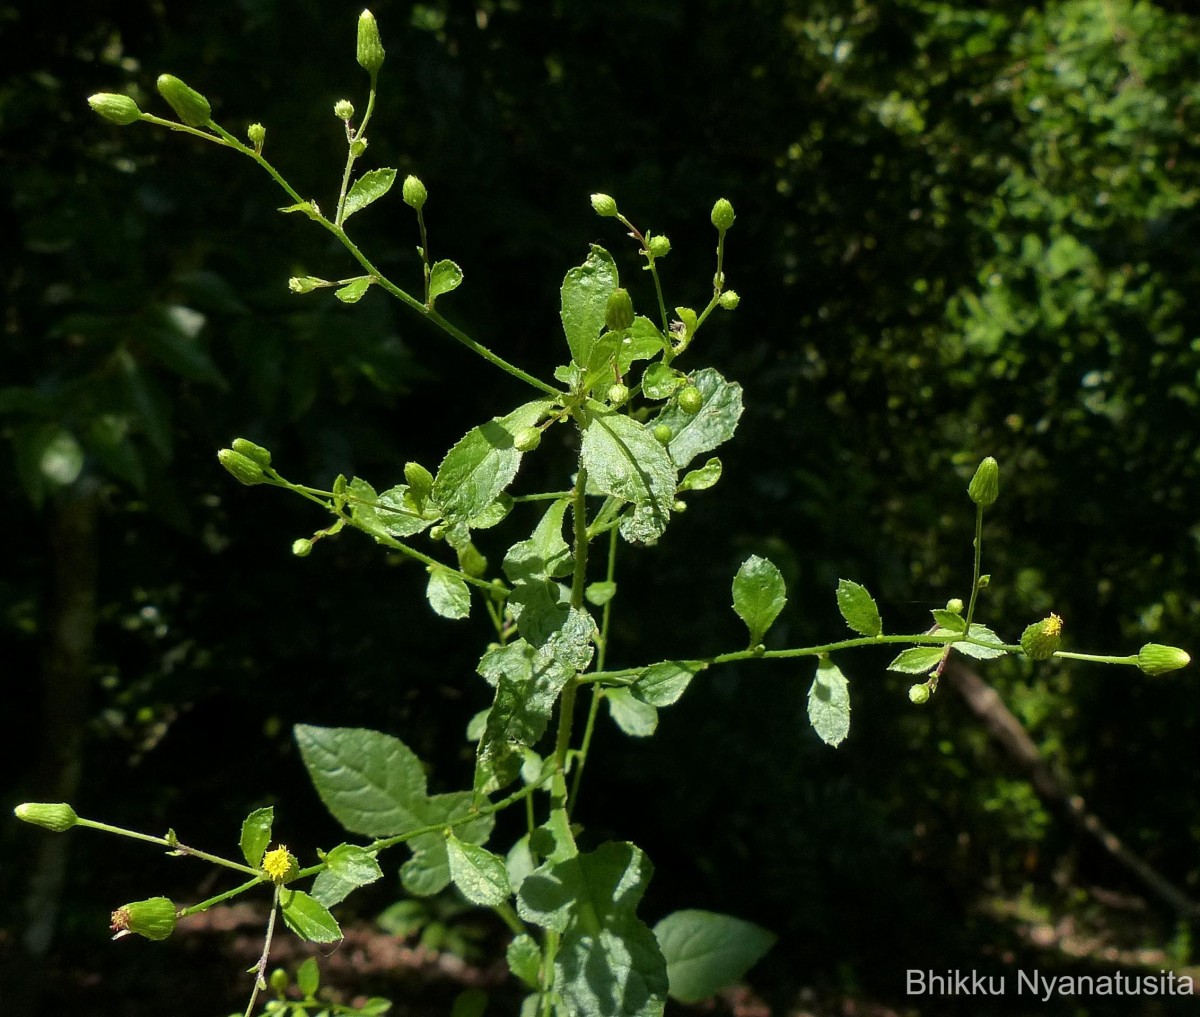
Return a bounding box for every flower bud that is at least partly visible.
[607,383,630,407]
[262,845,299,884]
[647,234,671,258]
[908,683,931,705]
[678,385,703,415]
[718,290,740,310]
[269,968,289,995]
[350,138,368,157]
[653,424,673,444]
[710,198,735,232]
[156,74,213,128]
[672,499,687,513]
[1020,613,1062,661]
[967,456,999,507]
[590,193,618,217]
[87,93,142,126]
[946,598,964,615]
[247,122,266,149]
[289,276,327,294]
[292,538,313,557]
[111,897,177,941]
[334,99,355,121]
[14,802,78,833]
[402,175,427,211]
[1137,643,1191,677]
[357,9,386,77]
[605,288,634,332]
[513,427,541,452]
[231,438,271,468]
[218,448,265,486]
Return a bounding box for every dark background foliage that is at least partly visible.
[3,1,1198,1015]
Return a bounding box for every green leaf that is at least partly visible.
[641,362,683,400]
[807,658,851,746]
[296,956,320,997]
[953,624,1007,660]
[633,661,704,708]
[731,555,787,644]
[280,889,342,943]
[561,245,618,368]
[343,168,397,221]
[836,579,882,637]
[580,406,675,545]
[429,259,464,303]
[887,646,945,674]
[677,457,722,493]
[335,277,372,303]
[239,806,273,868]
[279,200,322,220]
[652,367,744,468]
[607,688,658,737]
[931,609,967,633]
[506,933,542,989]
[374,484,439,538]
[503,499,572,583]
[516,842,667,1017]
[400,791,493,897]
[446,833,511,906]
[427,567,471,620]
[620,316,669,372]
[653,910,776,1004]
[585,580,617,606]
[311,843,383,907]
[433,400,553,526]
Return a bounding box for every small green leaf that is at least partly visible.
[654,909,776,1004]
[503,499,572,583]
[506,933,542,989]
[807,658,851,746]
[239,806,273,868]
[561,245,619,368]
[278,201,322,220]
[931,609,967,633]
[280,890,342,943]
[606,688,658,737]
[311,843,383,907]
[343,168,397,221]
[585,580,617,606]
[429,259,464,303]
[954,624,1007,660]
[836,580,882,637]
[641,362,683,400]
[427,567,471,620]
[633,661,704,708]
[335,277,372,303]
[296,956,320,997]
[446,833,511,907]
[732,555,787,644]
[677,457,722,493]
[887,646,945,674]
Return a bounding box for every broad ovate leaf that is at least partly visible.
[342,167,396,221]
[653,910,776,1004]
[807,658,851,746]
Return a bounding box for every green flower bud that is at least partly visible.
[590,193,618,217]
[513,426,541,452]
[429,524,445,541]
[967,456,999,507]
[653,423,673,444]
[946,598,964,615]
[350,138,368,157]
[269,969,289,996]
[231,438,271,468]
[247,122,266,149]
[357,9,386,77]
[111,897,177,941]
[402,175,428,211]
[156,74,213,128]
[672,499,687,513]
[605,288,635,332]
[710,198,735,232]
[292,538,313,557]
[1020,613,1062,661]
[14,802,78,833]
[87,93,142,126]
[678,385,703,414]
[218,448,265,486]
[718,290,740,310]
[908,683,931,705]
[1137,643,1191,677]
[334,99,355,121]
[647,233,671,258]
[289,276,327,294]
[607,383,630,407]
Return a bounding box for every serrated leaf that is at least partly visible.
[580,406,675,545]
[654,910,776,1004]
[561,245,619,368]
[311,843,384,907]
[433,400,553,526]
[335,277,372,303]
[607,688,658,737]
[620,316,669,372]
[836,579,882,637]
[633,661,704,708]
[429,259,464,303]
[503,499,572,583]
[280,889,342,943]
[446,833,511,906]
[732,555,787,644]
[653,367,744,468]
[343,168,397,221]
[931,609,967,633]
[506,934,542,989]
[239,806,273,868]
[887,646,946,674]
[807,658,851,746]
[954,624,1007,660]
[373,484,439,538]
[400,791,493,897]
[677,457,722,493]
[427,567,471,620]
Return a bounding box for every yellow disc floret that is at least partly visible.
[262,845,298,884]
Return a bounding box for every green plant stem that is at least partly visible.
[493,901,525,937]
[335,85,379,225]
[244,883,282,1017]
[963,502,985,636]
[178,877,264,917]
[416,206,431,305]
[73,817,260,876]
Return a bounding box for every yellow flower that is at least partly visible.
[262,845,298,884]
